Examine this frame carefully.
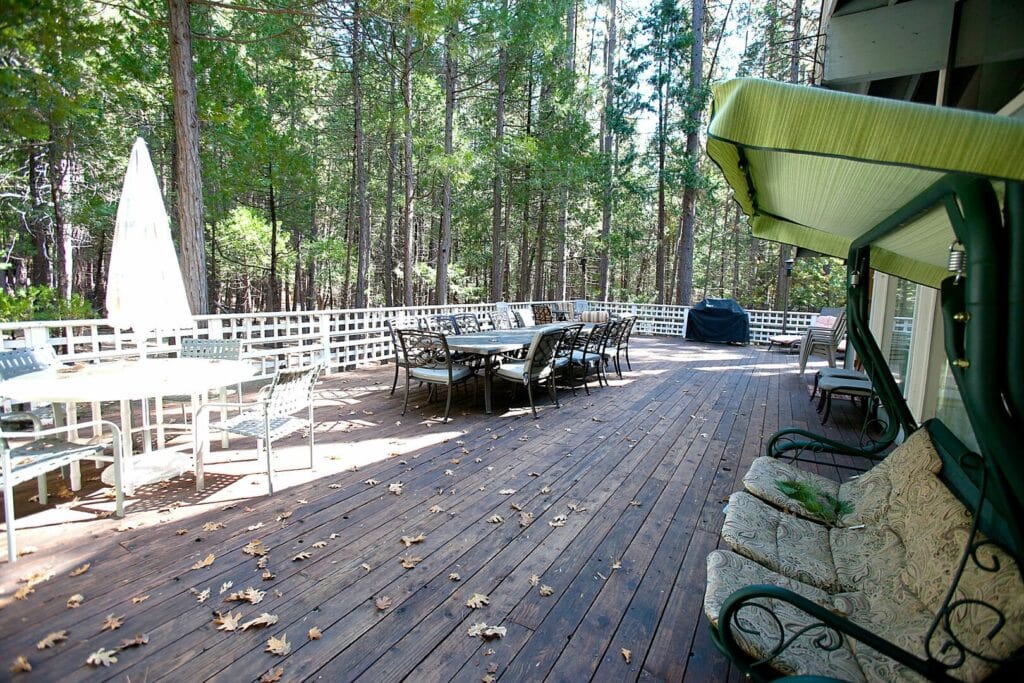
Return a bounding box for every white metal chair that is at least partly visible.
[2,419,124,562]
[0,347,59,426]
[798,310,847,374]
[166,338,245,416]
[494,327,565,418]
[201,363,322,495]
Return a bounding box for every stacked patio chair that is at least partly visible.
[531,303,553,324]
[202,363,322,496]
[493,327,565,418]
[797,309,847,374]
[602,315,636,379]
[569,321,611,394]
[553,323,585,395]
[396,329,474,423]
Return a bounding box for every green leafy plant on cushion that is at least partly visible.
[775,479,854,526]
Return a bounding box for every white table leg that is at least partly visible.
[219,386,229,448]
[155,395,166,449]
[192,393,208,491]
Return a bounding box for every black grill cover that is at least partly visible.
[685,298,750,344]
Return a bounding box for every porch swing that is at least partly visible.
[701,78,1024,681]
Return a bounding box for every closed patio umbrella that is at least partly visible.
[106,137,194,334]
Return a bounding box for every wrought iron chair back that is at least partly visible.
[489,311,513,330]
[511,310,525,328]
[395,329,471,423]
[521,328,564,382]
[422,315,459,335]
[532,304,553,325]
[453,313,480,334]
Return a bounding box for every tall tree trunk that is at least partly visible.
[352,1,371,308]
[490,5,508,302]
[267,160,279,311]
[703,201,718,299]
[402,10,415,306]
[517,66,534,301]
[673,0,704,307]
[436,26,457,304]
[774,0,802,308]
[46,125,69,299]
[167,0,208,314]
[654,45,669,304]
[384,30,397,308]
[597,0,616,301]
[532,196,547,301]
[554,0,576,301]
[27,144,51,287]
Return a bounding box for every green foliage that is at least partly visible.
[775,479,854,526]
[0,286,96,322]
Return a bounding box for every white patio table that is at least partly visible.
[0,358,254,492]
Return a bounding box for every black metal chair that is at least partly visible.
[570,322,611,394]
[493,327,565,418]
[531,303,554,324]
[396,329,474,423]
[489,311,513,330]
[453,313,480,334]
[385,319,416,397]
[553,323,585,395]
[604,315,637,378]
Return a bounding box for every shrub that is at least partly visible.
[0,286,97,322]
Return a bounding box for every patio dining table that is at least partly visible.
[446,324,584,414]
[0,358,255,491]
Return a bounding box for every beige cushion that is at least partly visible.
[579,310,609,323]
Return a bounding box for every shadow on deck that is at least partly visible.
[0,337,871,681]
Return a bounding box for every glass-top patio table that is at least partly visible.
[446,324,580,414]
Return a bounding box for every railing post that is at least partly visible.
[319,312,332,376]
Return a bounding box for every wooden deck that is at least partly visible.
[0,337,870,681]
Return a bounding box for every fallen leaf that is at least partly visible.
[69,563,90,577]
[243,540,268,557]
[611,560,622,570]
[519,512,534,527]
[118,634,148,649]
[266,634,291,656]
[36,631,68,650]
[428,505,445,513]
[509,502,523,511]
[621,648,632,664]
[540,486,552,494]
[567,503,587,512]
[539,585,554,597]
[14,586,33,600]
[191,553,215,570]
[220,581,233,594]
[474,457,482,463]
[528,574,540,586]
[86,648,118,667]
[292,551,312,562]
[388,482,403,495]
[257,556,269,569]
[175,528,188,536]
[400,533,426,547]
[328,483,342,489]
[131,595,150,604]
[487,515,503,524]
[449,573,461,581]
[241,613,279,630]
[483,674,495,683]
[528,472,540,477]
[116,519,143,532]
[365,479,380,486]
[360,563,372,572]
[10,656,31,673]
[260,668,284,683]
[481,625,506,640]
[277,510,294,521]
[628,500,642,507]
[262,570,276,581]
[308,627,322,641]
[548,515,567,528]
[498,488,516,495]
[375,596,392,611]
[202,522,225,532]
[312,541,327,549]
[102,614,124,631]
[466,593,490,609]
[400,556,422,569]
[225,587,265,604]
[67,593,84,608]
[214,611,243,631]
[296,498,308,504]
[247,522,265,531]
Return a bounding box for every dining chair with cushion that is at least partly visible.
[494,327,565,418]
[424,315,459,336]
[531,304,554,325]
[489,311,513,330]
[553,323,585,395]
[570,322,612,394]
[202,363,322,495]
[2,419,125,562]
[453,313,481,334]
[396,329,474,423]
[385,319,416,397]
[605,315,637,378]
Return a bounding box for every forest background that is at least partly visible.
[0,0,846,321]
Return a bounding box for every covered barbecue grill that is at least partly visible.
[685,298,750,344]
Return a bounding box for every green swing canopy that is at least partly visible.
[706,78,1024,287]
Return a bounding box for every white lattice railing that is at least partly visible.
[0,300,829,379]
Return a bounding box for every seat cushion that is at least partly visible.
[409,364,473,384]
[579,311,609,323]
[570,350,602,364]
[494,362,551,383]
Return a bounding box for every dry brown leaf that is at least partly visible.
[387,482,403,495]
[116,519,142,532]
[400,556,422,569]
[360,563,372,572]
[214,611,243,631]
[621,648,632,664]
[260,667,284,683]
[219,581,233,594]
[474,457,482,463]
[509,501,523,511]
[481,626,506,640]
[13,586,33,601]
[498,488,516,495]
[67,593,84,608]
[247,522,265,531]
[611,560,622,570]
[175,528,188,536]
[444,469,455,477]
[528,574,540,587]
[312,541,327,549]
[487,515,503,524]
[69,563,91,577]
[131,594,150,604]
[36,631,68,650]
[328,483,342,489]
[257,556,269,569]
[375,596,392,611]
[276,510,294,521]
[519,512,534,527]
[292,551,312,562]
[262,570,276,581]
[364,479,379,486]
[118,634,148,649]
[428,505,445,513]
[241,613,279,631]
[488,662,498,674]
[86,648,118,667]
[265,634,291,656]
[466,622,488,637]
[449,573,461,581]
[628,500,642,507]
[548,515,568,528]
[242,539,268,556]
[567,503,587,513]
[482,674,495,683]
[102,614,124,631]
[18,568,52,587]
[540,486,552,494]
[539,585,554,597]
[10,656,31,673]
[308,627,322,641]
[225,587,265,605]
[202,522,225,531]
[466,593,490,609]
[400,533,426,548]
[191,553,215,570]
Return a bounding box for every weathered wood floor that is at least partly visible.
[0,337,870,682]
